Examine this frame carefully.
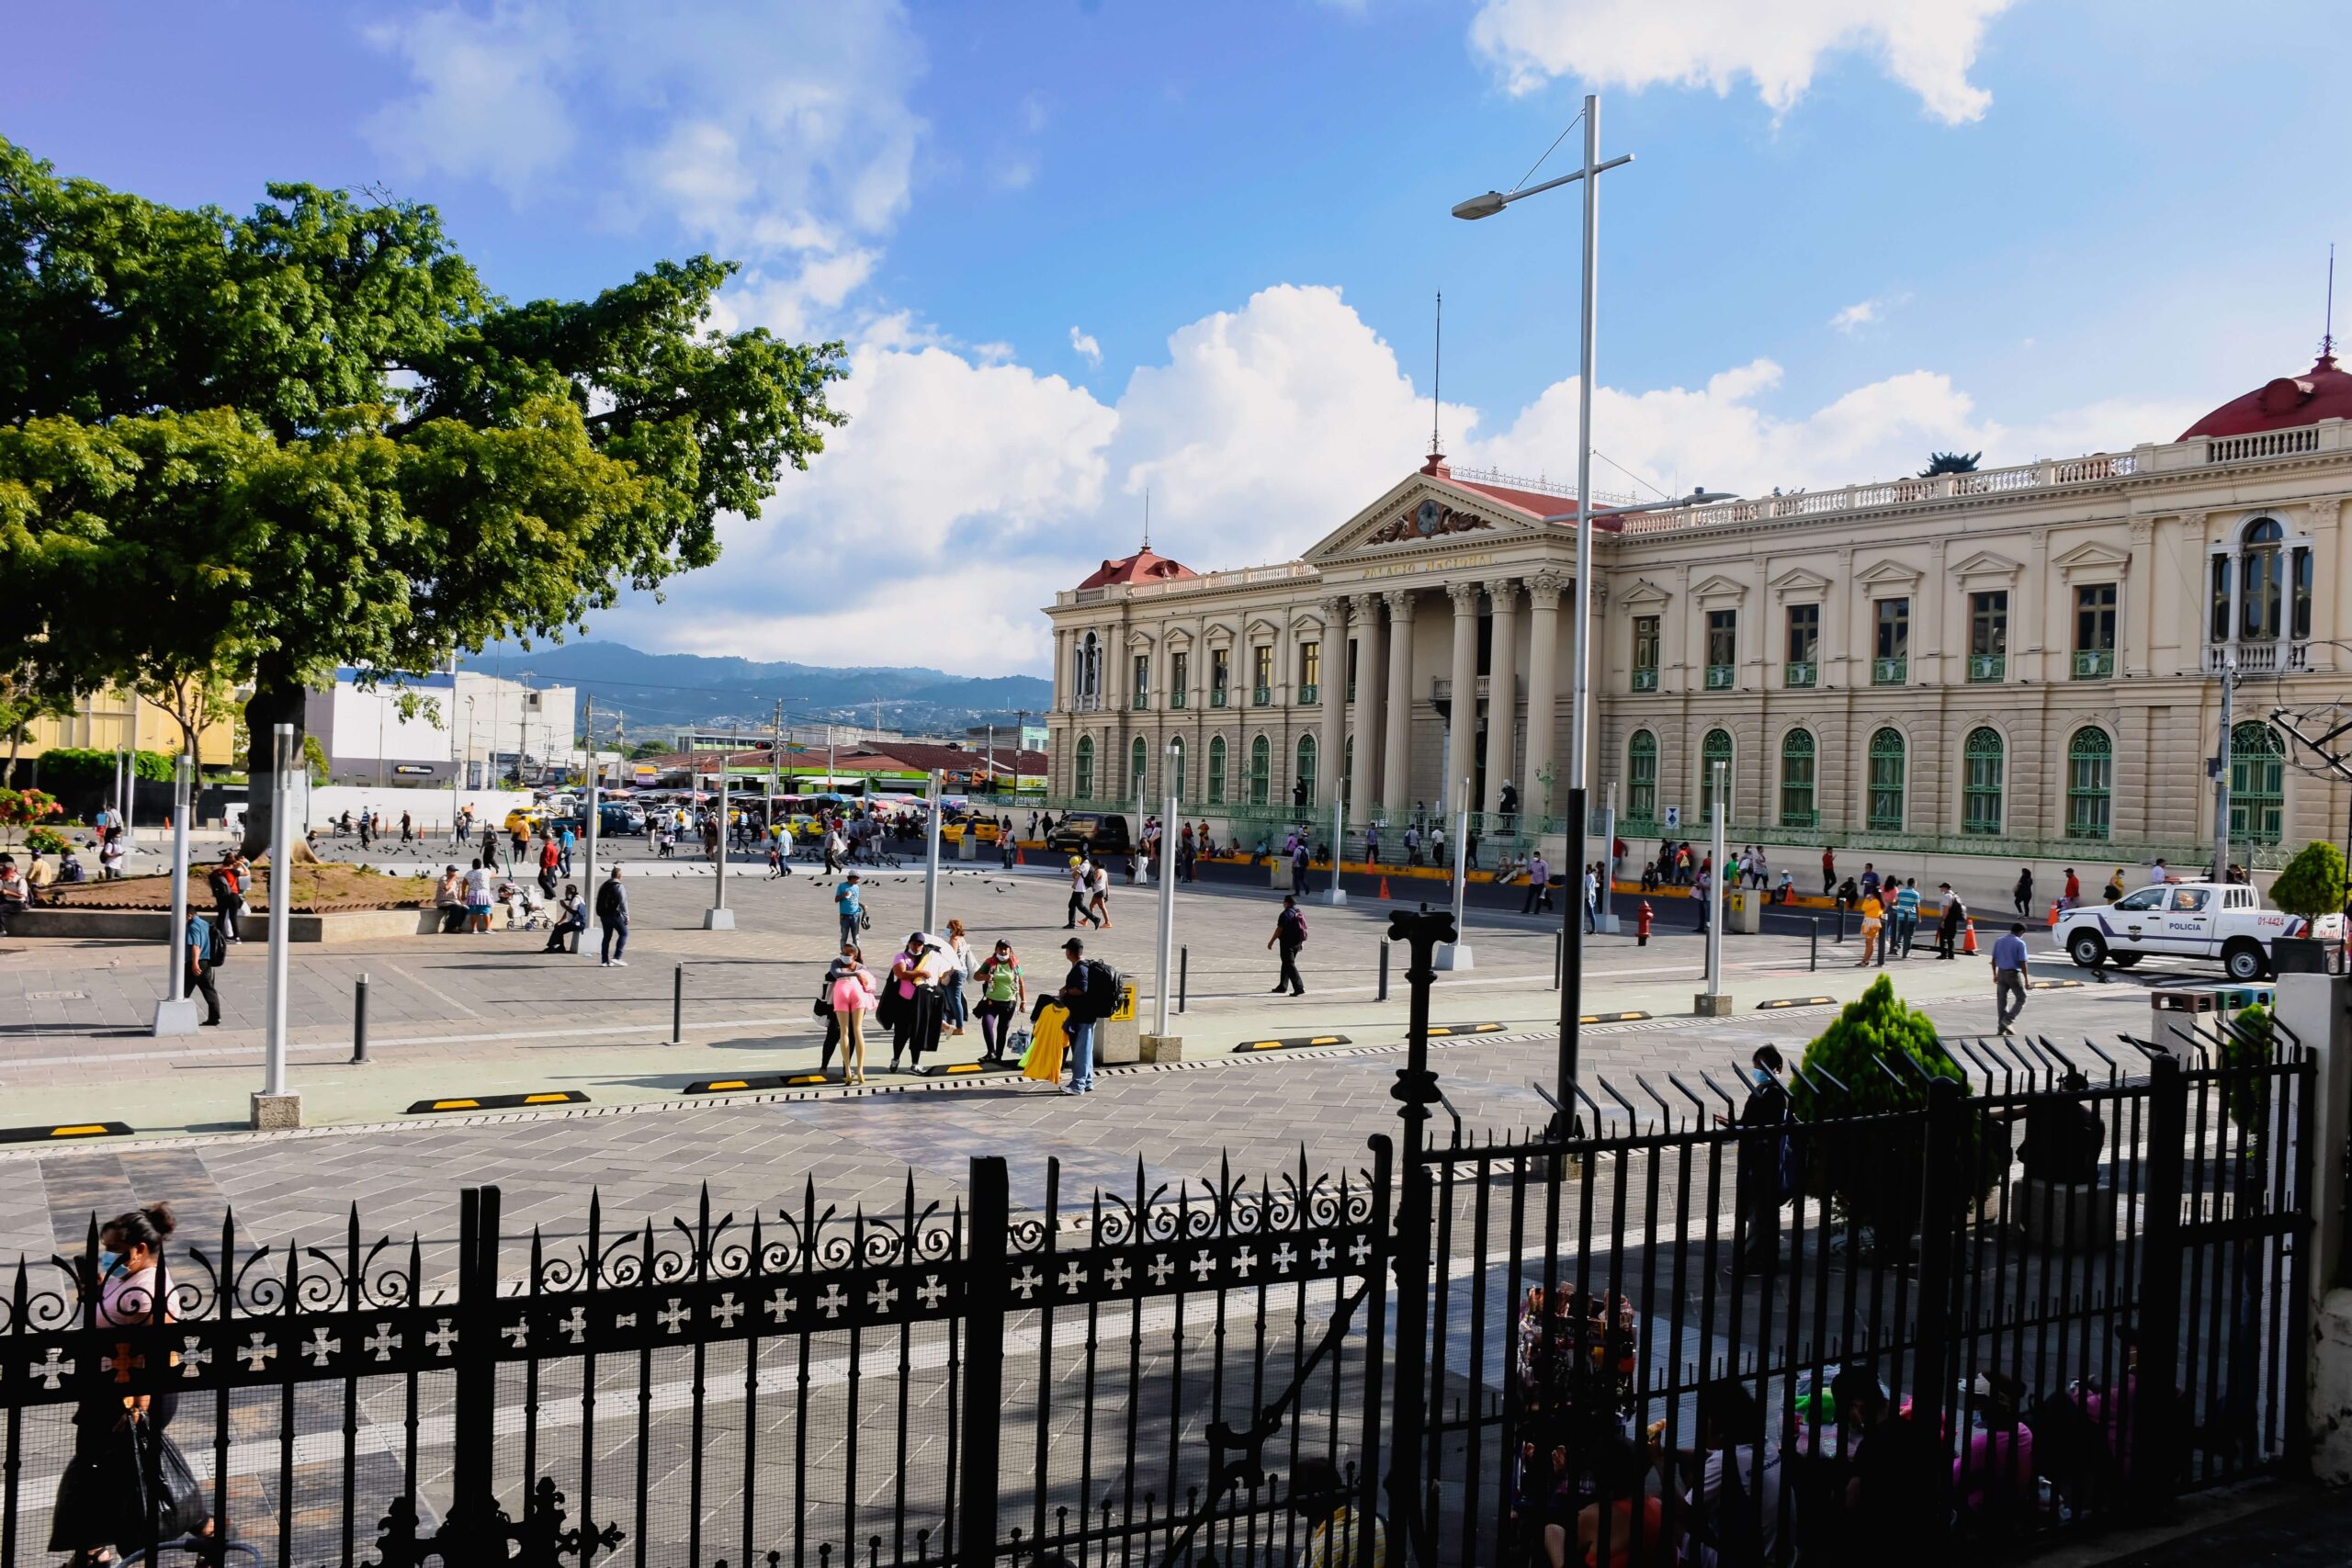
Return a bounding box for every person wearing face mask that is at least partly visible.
[972,939,1026,1063]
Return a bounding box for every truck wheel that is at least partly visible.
[2067,931,2107,968]
[2223,941,2268,982]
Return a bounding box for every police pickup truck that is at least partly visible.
[2055,880,2343,980]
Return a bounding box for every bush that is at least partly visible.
[25,827,70,856]
[2220,1003,2274,1135]
[1789,976,1984,1239]
[36,748,175,795]
[0,787,62,830]
[2267,840,2347,920]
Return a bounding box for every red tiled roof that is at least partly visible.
[1076,545,1197,589]
[2180,352,2352,440]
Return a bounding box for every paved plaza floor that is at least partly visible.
[0,848,2188,1267]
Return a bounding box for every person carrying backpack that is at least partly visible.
[594,866,630,966]
[1056,937,1120,1095]
[1268,896,1308,996]
[185,911,224,1026]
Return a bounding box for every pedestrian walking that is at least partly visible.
[1935,883,1964,959]
[1465,826,1481,870]
[942,919,975,1036]
[537,833,561,900]
[185,908,224,1025]
[2013,865,2034,918]
[1584,863,1600,933]
[594,866,630,965]
[884,931,948,1074]
[1064,857,1091,929]
[1403,823,1421,866]
[401,811,415,845]
[1364,823,1381,866]
[821,943,878,1084]
[464,858,494,933]
[1992,921,2030,1035]
[542,884,584,953]
[1521,850,1554,915]
[557,822,572,875]
[1856,891,1883,965]
[1498,780,1519,835]
[1730,1045,1788,1275]
[835,871,865,945]
[1290,838,1309,897]
[1892,877,1922,960]
[208,852,246,943]
[1695,863,1713,934]
[1821,846,1837,897]
[1087,860,1113,929]
[2062,866,2081,909]
[973,939,1026,1062]
[1268,895,1308,996]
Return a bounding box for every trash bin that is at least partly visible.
[1726,888,1763,934]
[2150,988,2219,1059]
[956,831,978,862]
[1096,982,1141,1066]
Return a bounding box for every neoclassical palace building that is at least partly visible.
[1042,350,2352,873]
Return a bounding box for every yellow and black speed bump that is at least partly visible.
[684,1073,825,1094]
[2030,978,2086,990]
[1232,1033,1354,1054]
[0,1121,130,1145]
[1757,997,1836,1010]
[934,1060,1019,1076]
[404,1090,591,1114]
[1580,1010,1653,1024]
[1424,1022,1506,1038]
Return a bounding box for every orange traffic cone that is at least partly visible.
[1015,847,1025,866]
[1377,875,1390,900]
[1962,918,1978,956]
[2047,900,2060,929]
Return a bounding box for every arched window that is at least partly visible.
[1962,728,2003,835]
[2065,728,2111,840]
[1073,735,1095,800]
[1779,730,1816,827]
[1249,735,1272,806]
[1129,737,1148,800]
[1867,728,1905,832]
[1700,728,1734,825]
[1168,737,1187,804]
[1206,736,1227,804]
[2213,516,2314,647]
[1626,730,1657,822]
[1295,734,1317,803]
[1076,631,1102,712]
[2231,722,2285,845]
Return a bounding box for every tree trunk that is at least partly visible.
[240,660,309,861]
[4,721,19,788]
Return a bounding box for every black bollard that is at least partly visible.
[351,973,370,1064]
[1810,919,1818,974]
[1837,905,1849,943]
[1553,929,1564,990]
[671,963,684,1046]
[1179,946,1189,1015]
[1378,941,1391,1002]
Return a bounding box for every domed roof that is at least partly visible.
[1075,543,1197,590]
[2179,350,2352,440]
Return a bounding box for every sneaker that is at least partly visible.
[601,960,612,967]
[611,959,628,967]
[910,1065,930,1076]
[1063,1085,1083,1096]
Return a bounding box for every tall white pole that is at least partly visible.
[1323,795,1349,907]
[124,698,140,842]
[2212,658,2236,884]
[704,728,735,930]
[254,723,300,1126]
[1437,778,1475,970]
[447,654,461,834]
[1706,760,1727,1001]
[922,768,943,931]
[152,754,199,1034]
[1154,765,1177,1038]
[1595,780,1620,934]
[1567,91,1601,829]
[582,694,599,960]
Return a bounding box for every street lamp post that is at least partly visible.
[152,753,200,1035]
[1147,740,1181,1060]
[253,725,301,1129]
[705,729,735,930]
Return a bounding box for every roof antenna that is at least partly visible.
[1141,488,1150,552]
[2324,244,2337,365]
[1430,289,1443,457]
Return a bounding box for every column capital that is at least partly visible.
[1446,580,1483,613]
[1317,595,1349,624]
[1352,590,1385,618]
[1484,577,1520,610]
[1382,587,1418,616]
[1527,570,1566,606]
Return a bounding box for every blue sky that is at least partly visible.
[12,0,2350,672]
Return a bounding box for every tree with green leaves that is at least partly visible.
[0,140,844,853]
[2267,840,2347,919]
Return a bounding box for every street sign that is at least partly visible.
[1663,805,1681,829]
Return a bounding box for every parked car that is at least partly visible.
[1046,811,1131,859]
[2055,880,2344,980]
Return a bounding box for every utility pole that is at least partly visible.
[769,699,783,823]
[2212,656,2237,884]
[705,724,735,929]
[582,694,598,961]
[923,768,943,932]
[152,753,200,1034]
[447,653,461,833]
[1437,779,1474,969]
[1696,761,1730,1017]
[253,724,300,1128]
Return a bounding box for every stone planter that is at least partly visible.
[2271,935,2335,975]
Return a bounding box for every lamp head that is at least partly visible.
[1451,190,1508,220]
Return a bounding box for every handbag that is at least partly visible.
[49,1411,206,1551]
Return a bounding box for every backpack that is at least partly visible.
[191,914,226,968]
[1279,907,1308,946]
[1081,958,1123,1018]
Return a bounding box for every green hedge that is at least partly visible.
[36,748,176,795]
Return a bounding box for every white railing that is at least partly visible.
[1616,451,2143,536]
[2205,639,2312,674]
[1444,465,1640,509]
[2206,427,2322,464]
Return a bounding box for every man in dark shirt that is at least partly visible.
[1834,1368,1950,1564]
[1057,937,1098,1094]
[1268,896,1307,996]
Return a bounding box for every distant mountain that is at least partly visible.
[480,641,1053,739]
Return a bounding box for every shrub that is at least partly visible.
[2267,841,2347,920]
[25,826,70,856]
[2220,1003,2274,1135]
[35,748,175,795]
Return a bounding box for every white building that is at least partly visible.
[305,668,577,786]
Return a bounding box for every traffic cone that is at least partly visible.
[1962,918,1978,956]
[1015,847,1025,866]
[1377,875,1390,900]
[2047,901,2060,930]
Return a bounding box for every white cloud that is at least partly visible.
[1829,290,1910,333]
[1069,327,1102,367]
[360,7,577,197]
[1467,0,2021,123]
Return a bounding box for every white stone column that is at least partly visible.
[2128,516,2155,676]
[1351,592,1385,818]
[1380,589,1418,814]
[1317,597,1348,807]
[1483,579,1519,812]
[1444,581,1482,815]
[1524,572,1563,821]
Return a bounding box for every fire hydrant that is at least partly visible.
[1635,900,1654,946]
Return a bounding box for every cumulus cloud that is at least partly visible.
[360,7,577,196]
[1829,291,1910,333]
[1468,0,2021,123]
[1069,327,1102,366]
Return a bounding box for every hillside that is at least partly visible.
[484,641,1054,737]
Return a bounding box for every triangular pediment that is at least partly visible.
[1620,577,1672,607]
[1691,573,1747,602]
[1304,471,1550,562]
[1951,548,2024,580]
[2052,539,2132,572]
[1768,566,1833,600]
[1855,558,1924,587]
